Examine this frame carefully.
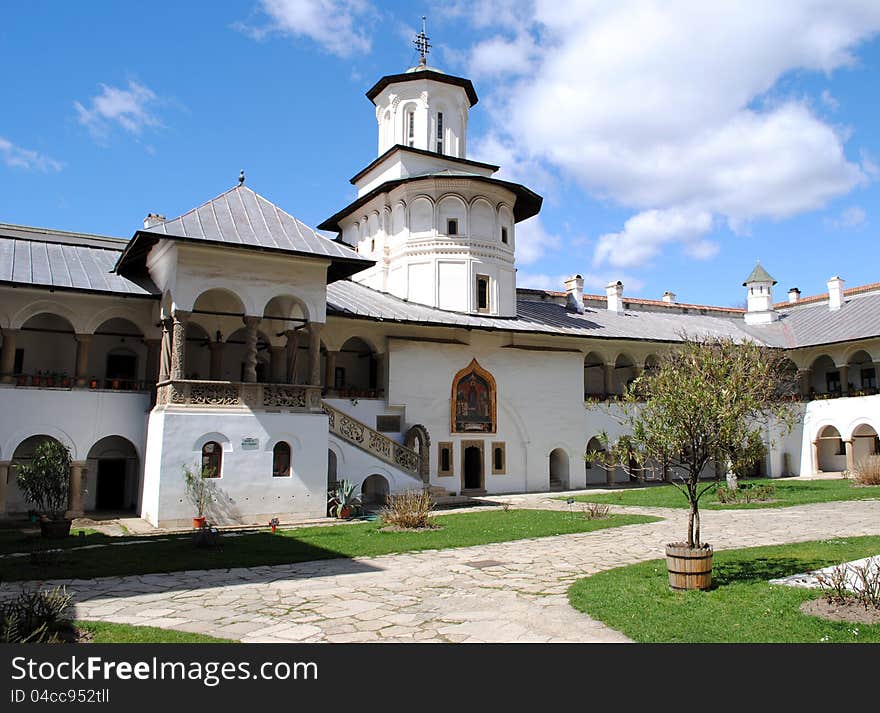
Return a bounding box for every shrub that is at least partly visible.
[0,586,72,643]
[14,440,72,519]
[852,456,880,486]
[182,464,217,519]
[816,558,880,610]
[716,482,775,504]
[581,502,611,520]
[381,490,435,529]
[328,480,360,518]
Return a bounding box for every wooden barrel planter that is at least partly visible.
[665,543,713,590]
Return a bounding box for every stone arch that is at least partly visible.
[86,435,141,512]
[6,435,72,514]
[361,473,390,508]
[584,436,607,485]
[84,306,153,337]
[404,424,431,481]
[224,326,272,382]
[16,311,77,380]
[815,424,845,473]
[437,194,468,236]
[846,349,877,392]
[451,359,497,434]
[11,300,82,331]
[549,447,570,490]
[584,350,606,398]
[89,317,146,386]
[391,200,407,236]
[807,354,839,394]
[260,292,311,324]
[334,336,380,395]
[409,196,434,234]
[851,422,879,463]
[613,352,638,395]
[469,197,495,240]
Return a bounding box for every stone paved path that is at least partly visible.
[13,499,880,643]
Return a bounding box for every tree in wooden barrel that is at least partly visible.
[588,336,797,590]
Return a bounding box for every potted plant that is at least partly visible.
[16,373,28,386]
[328,480,360,519]
[32,371,43,387]
[588,336,797,590]
[45,372,56,388]
[183,463,216,528]
[89,376,98,389]
[14,439,74,538]
[60,372,71,388]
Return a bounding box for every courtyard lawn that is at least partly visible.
[0,509,658,582]
[0,528,114,556]
[568,536,880,643]
[568,477,880,510]
[74,621,233,643]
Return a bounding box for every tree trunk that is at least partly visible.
[687,504,695,547]
[692,503,701,547]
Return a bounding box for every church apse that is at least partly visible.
[451,359,496,434]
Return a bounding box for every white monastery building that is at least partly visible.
[1,52,879,527]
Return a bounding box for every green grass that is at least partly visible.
[0,528,115,555]
[568,477,880,509]
[74,621,232,643]
[0,509,658,582]
[568,536,880,643]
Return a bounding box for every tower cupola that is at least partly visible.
[742,261,778,325]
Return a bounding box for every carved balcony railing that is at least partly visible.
[322,401,423,480]
[156,380,323,411]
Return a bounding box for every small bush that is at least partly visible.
[816,558,880,610]
[581,502,611,520]
[0,586,72,643]
[852,456,880,486]
[381,490,436,529]
[716,482,775,504]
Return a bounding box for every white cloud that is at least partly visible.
[238,0,374,57]
[515,271,568,290]
[594,208,713,269]
[513,215,562,265]
[461,1,880,269]
[826,205,867,229]
[820,89,840,111]
[0,137,63,172]
[74,81,162,139]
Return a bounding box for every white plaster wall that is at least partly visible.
[355,151,494,197]
[1,386,149,513]
[800,395,880,475]
[140,408,329,527]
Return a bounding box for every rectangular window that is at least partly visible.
[334,367,346,390]
[376,415,402,432]
[861,367,877,389]
[492,443,506,474]
[407,111,415,147]
[438,442,453,476]
[13,348,24,374]
[476,275,490,312]
[447,218,458,235]
[436,112,443,153]
[501,226,508,244]
[826,371,841,393]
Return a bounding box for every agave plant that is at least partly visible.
[328,480,360,518]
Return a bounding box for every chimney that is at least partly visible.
[827,276,845,311]
[606,280,624,314]
[661,291,676,304]
[564,274,585,314]
[787,287,800,304]
[143,213,165,230]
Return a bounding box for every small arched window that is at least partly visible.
[273,441,291,477]
[201,441,222,478]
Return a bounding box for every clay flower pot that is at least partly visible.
[192,516,207,529]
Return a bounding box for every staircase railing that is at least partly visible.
[322,401,422,480]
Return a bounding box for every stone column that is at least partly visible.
[159,318,172,382]
[269,346,286,383]
[208,342,224,380]
[170,311,189,380]
[308,323,323,386]
[67,461,86,518]
[0,462,9,517]
[285,329,300,383]
[603,363,615,398]
[375,352,386,394]
[73,334,91,387]
[144,338,161,386]
[839,364,849,395]
[844,439,854,473]
[324,350,338,393]
[812,440,821,476]
[0,328,18,383]
[605,451,615,486]
[242,316,261,383]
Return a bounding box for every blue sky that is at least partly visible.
[2,1,879,307]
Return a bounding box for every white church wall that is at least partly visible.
[140,409,329,528]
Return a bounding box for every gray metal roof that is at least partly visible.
[745,291,880,349]
[0,223,156,296]
[142,184,369,263]
[326,280,766,344]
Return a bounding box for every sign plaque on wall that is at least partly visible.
[241,437,259,450]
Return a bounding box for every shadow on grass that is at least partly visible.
[712,556,827,586]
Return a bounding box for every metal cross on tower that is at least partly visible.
[414,16,431,66]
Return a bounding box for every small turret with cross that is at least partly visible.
[414,16,431,67]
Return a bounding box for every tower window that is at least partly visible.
[476,275,490,312]
[436,112,444,153]
[272,442,291,477]
[501,227,508,244]
[438,442,453,476]
[201,441,222,478]
[447,218,458,235]
[492,443,506,474]
[407,110,415,147]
